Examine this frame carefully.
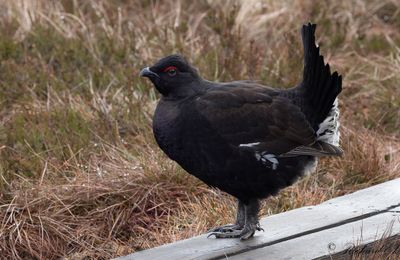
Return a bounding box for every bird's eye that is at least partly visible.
[168,69,177,76]
[163,66,178,77]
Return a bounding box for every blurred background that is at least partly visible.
[0,0,399,259]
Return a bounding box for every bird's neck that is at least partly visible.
[162,79,207,100]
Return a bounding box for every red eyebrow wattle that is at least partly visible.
[163,66,177,72]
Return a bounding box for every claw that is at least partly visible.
[256,223,264,232]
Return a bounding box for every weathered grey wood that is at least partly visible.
[231,208,400,260]
[118,178,400,260]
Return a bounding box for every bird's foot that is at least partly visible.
[207,222,263,240]
[239,222,264,240]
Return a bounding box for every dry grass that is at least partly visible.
[0,0,400,259]
[327,231,400,260]
[347,235,400,260]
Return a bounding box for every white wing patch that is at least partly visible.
[239,142,260,147]
[238,143,279,170]
[256,152,279,170]
[316,98,340,146]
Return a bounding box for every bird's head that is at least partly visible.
[140,54,202,98]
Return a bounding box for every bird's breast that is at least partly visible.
[153,100,191,162]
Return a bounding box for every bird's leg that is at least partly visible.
[208,199,245,233]
[208,199,263,240]
[239,199,263,240]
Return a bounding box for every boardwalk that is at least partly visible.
[119,178,400,260]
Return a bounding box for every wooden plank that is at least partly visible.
[118,178,400,260]
[231,208,400,260]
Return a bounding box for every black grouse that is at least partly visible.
[140,23,342,240]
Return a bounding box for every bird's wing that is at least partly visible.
[195,86,317,155]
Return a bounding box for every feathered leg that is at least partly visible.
[208,199,263,240]
[208,199,245,233]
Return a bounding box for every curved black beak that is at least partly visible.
[139,67,159,79]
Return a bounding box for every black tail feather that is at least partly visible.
[281,140,343,157]
[301,23,342,128]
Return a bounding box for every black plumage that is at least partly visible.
[140,23,343,240]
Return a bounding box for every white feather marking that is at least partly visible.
[303,158,318,176]
[255,152,279,170]
[316,98,340,146]
[239,142,260,147]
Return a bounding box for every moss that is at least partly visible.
[1,107,92,180]
[355,35,393,55]
[0,37,22,60]
[366,36,392,53]
[330,33,345,49]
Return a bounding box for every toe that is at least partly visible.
[208,224,242,233]
[239,222,263,240]
[208,230,242,239]
[240,229,255,240]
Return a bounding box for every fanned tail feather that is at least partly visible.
[301,23,342,128]
[301,23,342,146]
